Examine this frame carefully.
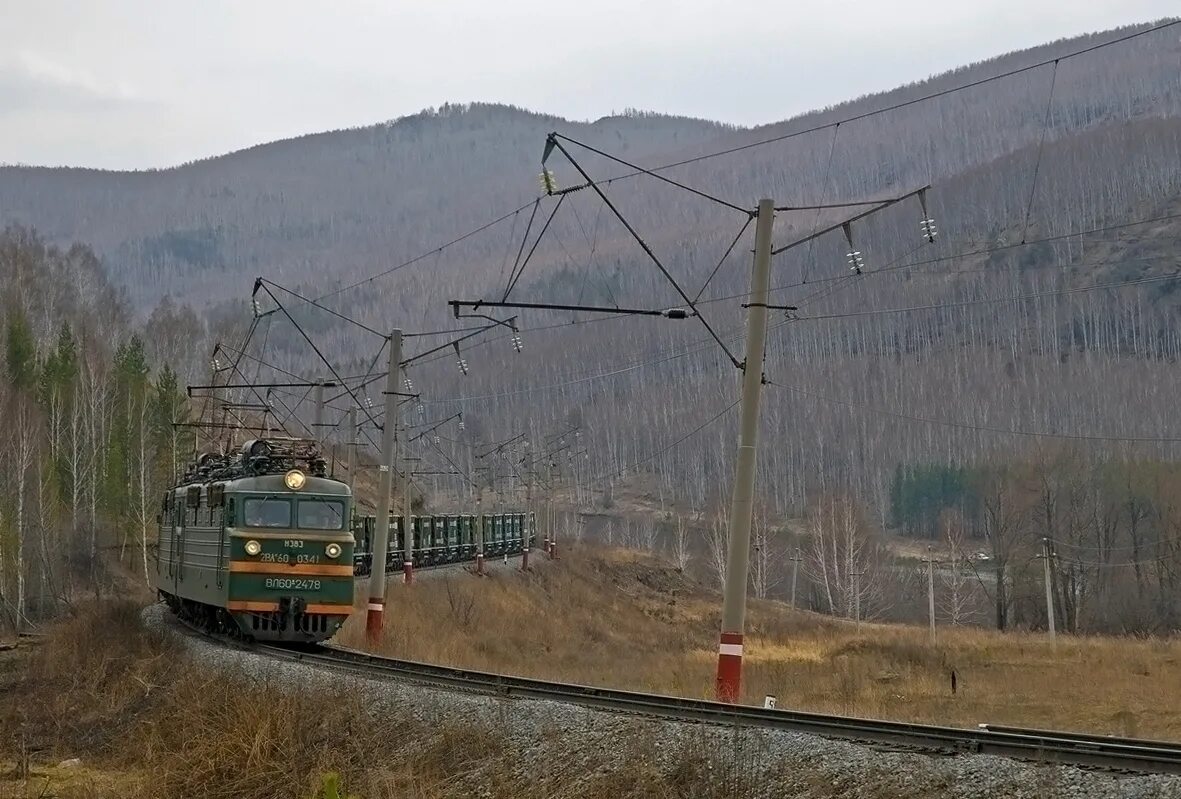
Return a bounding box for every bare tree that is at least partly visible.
[938,509,978,626]
[705,508,728,590]
[672,514,692,572]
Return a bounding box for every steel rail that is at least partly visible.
[255,644,1181,776]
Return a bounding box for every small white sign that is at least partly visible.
[763,695,777,709]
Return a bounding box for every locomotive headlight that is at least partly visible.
[284,469,306,490]
[325,543,343,559]
[244,540,262,556]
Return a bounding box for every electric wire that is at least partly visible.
[552,132,750,214]
[801,122,841,285]
[768,380,1181,443]
[585,398,740,486]
[792,272,1181,322]
[1020,59,1060,244]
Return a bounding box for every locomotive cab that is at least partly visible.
[153,438,356,643]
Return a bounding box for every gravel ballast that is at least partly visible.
[143,604,1181,798]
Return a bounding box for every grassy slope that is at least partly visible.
[339,544,1181,740]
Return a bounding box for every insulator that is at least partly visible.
[457,357,469,375]
[511,332,523,353]
[433,434,441,444]
[458,419,465,431]
[416,403,425,417]
[920,218,938,243]
[404,377,414,393]
[846,250,865,274]
[251,298,262,316]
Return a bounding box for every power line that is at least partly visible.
[793,272,1181,322]
[1019,59,1060,244]
[586,20,1180,181]
[546,134,743,368]
[693,210,1181,307]
[551,132,750,214]
[258,278,386,339]
[312,198,539,304]
[586,397,741,486]
[271,20,1177,320]
[769,380,1181,443]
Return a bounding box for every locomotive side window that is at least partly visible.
[243,498,292,528]
[297,499,345,530]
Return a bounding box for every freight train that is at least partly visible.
[153,437,538,644]
[153,438,355,643]
[351,511,535,574]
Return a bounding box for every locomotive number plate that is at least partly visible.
[264,578,322,591]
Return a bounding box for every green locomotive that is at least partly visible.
[153,438,354,642]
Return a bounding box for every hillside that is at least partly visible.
[3,22,1181,637]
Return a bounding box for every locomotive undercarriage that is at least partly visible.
[160,591,331,642]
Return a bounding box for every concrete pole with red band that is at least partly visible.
[366,328,402,642]
[402,465,414,584]
[475,500,485,576]
[714,200,774,703]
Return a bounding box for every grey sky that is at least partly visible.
[2,0,1176,170]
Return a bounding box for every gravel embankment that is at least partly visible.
[143,604,1181,799]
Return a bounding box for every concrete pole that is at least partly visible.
[790,548,801,610]
[926,546,936,643]
[547,461,557,559]
[313,380,325,445]
[402,466,414,584]
[542,462,552,557]
[715,198,775,704]
[1042,537,1057,642]
[346,406,357,497]
[523,475,532,571]
[366,330,401,642]
[475,489,485,575]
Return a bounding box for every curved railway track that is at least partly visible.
[252,642,1181,776]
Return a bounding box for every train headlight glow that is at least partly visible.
[244,540,262,556]
[284,469,306,490]
[325,543,342,559]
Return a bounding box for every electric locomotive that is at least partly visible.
[153,437,354,643]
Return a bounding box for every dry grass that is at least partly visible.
[0,600,836,799]
[342,543,1181,741]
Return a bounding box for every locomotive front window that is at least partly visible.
[297,499,345,530]
[243,498,292,528]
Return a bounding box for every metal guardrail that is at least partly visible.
[256,644,1181,776]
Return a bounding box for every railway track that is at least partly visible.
[257,642,1181,776]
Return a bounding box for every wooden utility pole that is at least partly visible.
[365,330,401,642]
[715,198,775,704]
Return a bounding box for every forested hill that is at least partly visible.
[4,21,1181,562]
[1,21,1178,321]
[0,104,736,308]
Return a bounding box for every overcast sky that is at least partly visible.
[1,1,1175,170]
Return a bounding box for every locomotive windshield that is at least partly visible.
[297,499,345,530]
[243,498,292,528]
